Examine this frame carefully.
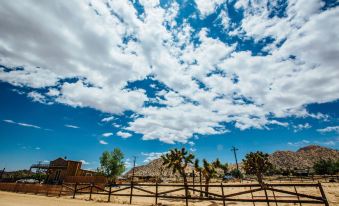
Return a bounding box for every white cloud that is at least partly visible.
[188,141,195,147]
[3,119,41,129]
[46,89,60,97]
[3,119,15,124]
[99,140,108,145]
[27,91,47,104]
[269,120,289,127]
[317,126,339,133]
[116,131,132,138]
[64,124,79,129]
[0,1,338,144]
[124,158,132,169]
[287,139,310,147]
[218,9,230,30]
[293,123,311,132]
[288,137,339,147]
[102,132,113,137]
[195,0,225,17]
[141,152,168,163]
[101,116,115,122]
[80,160,90,165]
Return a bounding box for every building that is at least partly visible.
[30,157,96,184]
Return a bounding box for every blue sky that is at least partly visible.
[0,0,338,171]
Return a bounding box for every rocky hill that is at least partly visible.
[125,145,339,177]
[124,158,194,178]
[269,145,339,170]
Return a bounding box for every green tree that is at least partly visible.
[161,148,195,184]
[214,158,228,176]
[313,159,339,175]
[195,159,221,197]
[99,148,125,182]
[243,151,273,187]
[230,168,243,178]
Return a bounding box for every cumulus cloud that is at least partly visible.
[102,132,113,137]
[3,119,41,129]
[116,131,132,138]
[0,0,338,144]
[195,0,225,17]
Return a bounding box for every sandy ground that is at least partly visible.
[0,183,338,206]
[0,191,139,206]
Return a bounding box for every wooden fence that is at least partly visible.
[64,176,107,184]
[0,182,329,206]
[0,183,66,196]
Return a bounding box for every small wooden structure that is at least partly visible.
[30,157,98,184]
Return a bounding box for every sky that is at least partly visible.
[0,0,338,171]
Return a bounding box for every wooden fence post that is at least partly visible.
[293,186,301,206]
[155,181,158,205]
[35,185,39,194]
[129,181,134,204]
[192,170,195,194]
[263,185,270,206]
[318,182,329,206]
[271,186,277,206]
[199,171,202,197]
[89,183,93,201]
[46,185,49,196]
[184,180,189,206]
[58,184,63,197]
[249,186,255,206]
[73,183,78,199]
[107,184,112,202]
[221,182,225,206]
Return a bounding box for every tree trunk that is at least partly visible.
[257,173,265,188]
[205,177,210,197]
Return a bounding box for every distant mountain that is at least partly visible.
[268,145,339,170]
[125,145,339,177]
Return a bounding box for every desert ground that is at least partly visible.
[0,182,338,206]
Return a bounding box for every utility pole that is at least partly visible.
[131,156,137,182]
[130,156,137,204]
[0,168,5,179]
[231,146,239,171]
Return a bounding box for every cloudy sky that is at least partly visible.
[0,0,338,171]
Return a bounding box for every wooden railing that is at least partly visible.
[0,182,329,206]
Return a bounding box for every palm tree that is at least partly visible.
[161,148,195,184]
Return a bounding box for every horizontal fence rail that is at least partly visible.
[0,182,330,206]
